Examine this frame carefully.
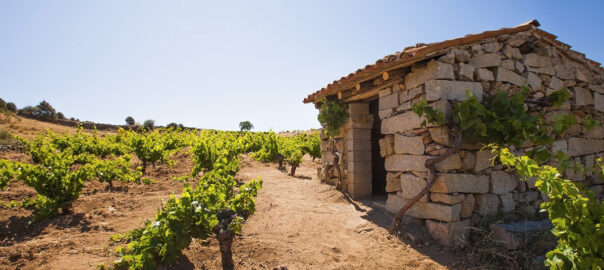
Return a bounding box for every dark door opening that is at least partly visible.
[369,99,386,196]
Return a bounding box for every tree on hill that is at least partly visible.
[239,121,253,131]
[37,100,56,120]
[6,102,16,113]
[19,100,56,120]
[0,98,6,110]
[166,122,184,129]
[125,116,135,125]
[18,106,40,117]
[143,119,155,130]
[56,112,65,120]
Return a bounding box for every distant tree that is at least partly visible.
[125,116,135,125]
[0,98,6,110]
[177,123,184,129]
[6,102,16,113]
[143,119,155,130]
[56,112,65,120]
[239,121,254,131]
[166,122,179,129]
[37,100,56,120]
[18,106,40,117]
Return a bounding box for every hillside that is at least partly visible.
[0,113,113,139]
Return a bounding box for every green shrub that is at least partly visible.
[317,98,348,138]
[143,119,155,130]
[125,116,135,125]
[239,121,253,131]
[6,102,16,113]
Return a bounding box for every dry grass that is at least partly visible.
[0,115,114,139]
[457,217,557,270]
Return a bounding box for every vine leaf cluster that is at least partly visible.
[412,86,603,269]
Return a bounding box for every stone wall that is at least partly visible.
[316,28,604,247]
[318,103,374,199]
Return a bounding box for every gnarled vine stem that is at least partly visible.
[389,128,462,234]
[330,137,344,190]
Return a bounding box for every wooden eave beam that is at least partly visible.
[304,22,542,104]
[345,77,403,102]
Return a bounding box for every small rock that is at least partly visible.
[490,220,553,250]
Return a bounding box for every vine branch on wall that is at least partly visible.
[389,127,462,234]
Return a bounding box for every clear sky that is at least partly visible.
[1,1,602,131]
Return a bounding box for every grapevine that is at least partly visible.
[410,87,604,268]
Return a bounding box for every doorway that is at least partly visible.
[369,99,386,196]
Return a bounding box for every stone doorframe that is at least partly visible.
[346,103,373,199]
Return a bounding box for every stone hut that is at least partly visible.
[303,20,604,246]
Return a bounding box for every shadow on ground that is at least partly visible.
[351,194,459,268]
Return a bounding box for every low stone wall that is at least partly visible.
[18,114,197,132]
[18,114,136,131]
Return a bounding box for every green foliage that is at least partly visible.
[251,132,280,163]
[411,85,602,268]
[166,122,180,129]
[0,126,302,269]
[278,136,303,167]
[190,137,219,176]
[13,143,91,217]
[37,100,56,119]
[551,113,577,136]
[317,98,349,138]
[239,120,254,131]
[0,98,6,110]
[0,160,15,190]
[300,133,321,160]
[56,112,65,120]
[413,87,575,148]
[125,116,135,125]
[583,115,600,131]
[92,155,142,187]
[15,100,63,120]
[251,132,321,174]
[114,129,263,269]
[1,141,138,222]
[495,147,604,269]
[454,89,551,146]
[548,89,571,107]
[6,102,17,113]
[49,129,131,158]
[143,119,155,130]
[412,97,445,127]
[526,146,552,164]
[126,130,183,174]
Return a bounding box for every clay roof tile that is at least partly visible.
[303,19,602,103]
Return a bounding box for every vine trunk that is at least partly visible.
[389,128,462,234]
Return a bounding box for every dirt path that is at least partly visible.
[183,156,453,269]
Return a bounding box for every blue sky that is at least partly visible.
[1,1,602,131]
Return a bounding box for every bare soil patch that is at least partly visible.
[0,150,193,270]
[182,156,454,269]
